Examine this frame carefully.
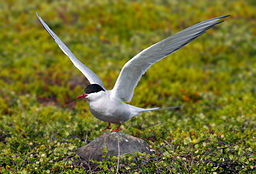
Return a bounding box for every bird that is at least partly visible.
[36,13,229,132]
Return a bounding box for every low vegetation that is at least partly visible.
[0,0,255,173]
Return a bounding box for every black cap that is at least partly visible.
[84,84,105,94]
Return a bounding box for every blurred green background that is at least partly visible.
[0,0,255,173]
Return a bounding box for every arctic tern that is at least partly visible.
[36,13,229,132]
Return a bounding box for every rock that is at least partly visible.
[76,132,151,161]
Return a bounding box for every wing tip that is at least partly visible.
[163,16,227,56]
[217,14,231,21]
[36,12,40,18]
[36,12,43,24]
[220,14,231,18]
[206,15,230,29]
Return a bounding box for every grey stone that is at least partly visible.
[76,132,151,161]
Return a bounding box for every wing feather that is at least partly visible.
[36,13,105,88]
[111,15,230,102]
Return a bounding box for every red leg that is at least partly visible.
[102,122,111,131]
[111,123,121,132]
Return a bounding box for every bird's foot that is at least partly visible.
[102,127,111,131]
[111,122,121,132]
[102,122,111,131]
[111,129,118,133]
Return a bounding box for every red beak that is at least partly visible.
[76,93,87,100]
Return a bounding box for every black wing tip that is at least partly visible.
[164,18,227,57]
[221,14,231,18]
[201,20,225,34]
[205,14,230,23]
[217,14,231,20]
[205,17,227,30]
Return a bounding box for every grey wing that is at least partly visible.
[36,13,105,88]
[111,15,230,102]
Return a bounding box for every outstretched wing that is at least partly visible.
[36,13,105,88]
[111,15,230,102]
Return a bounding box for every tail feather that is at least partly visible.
[129,105,181,119]
[141,107,160,112]
[141,106,181,112]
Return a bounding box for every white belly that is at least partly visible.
[88,97,131,124]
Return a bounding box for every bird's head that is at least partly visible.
[76,84,105,101]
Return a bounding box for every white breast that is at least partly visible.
[88,91,132,123]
